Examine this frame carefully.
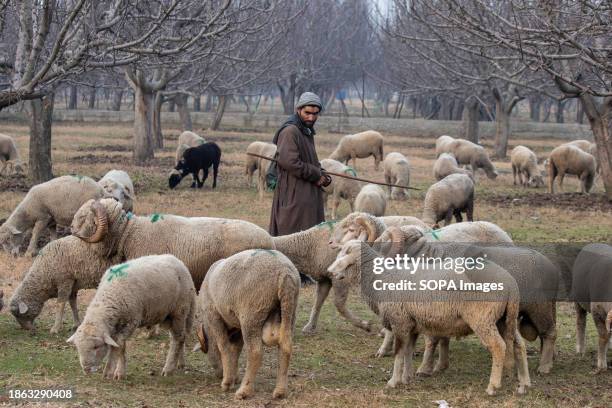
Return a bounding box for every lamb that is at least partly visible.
[175,130,206,165]
[511,146,544,188]
[66,255,196,379]
[382,152,411,199]
[433,153,472,181]
[169,142,221,189]
[354,184,387,217]
[328,233,530,395]
[547,144,596,194]
[421,173,474,227]
[329,130,384,170]
[98,170,135,212]
[572,243,612,372]
[0,133,26,176]
[245,141,277,191]
[0,175,108,257]
[434,135,455,157]
[196,249,300,399]
[320,158,362,219]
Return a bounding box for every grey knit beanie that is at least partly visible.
[296,92,323,110]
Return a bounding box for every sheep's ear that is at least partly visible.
[103,332,119,348]
[66,333,77,344]
[196,324,208,354]
[18,301,28,314]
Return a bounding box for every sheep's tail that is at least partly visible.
[606,310,612,333]
[503,294,520,365]
[278,272,299,346]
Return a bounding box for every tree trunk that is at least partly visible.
[542,99,553,122]
[193,92,201,112]
[576,100,584,124]
[278,74,296,114]
[204,93,213,112]
[175,93,192,131]
[556,100,566,123]
[494,104,510,158]
[88,87,96,109]
[111,89,123,111]
[168,99,175,112]
[28,93,54,183]
[211,95,228,130]
[452,100,464,120]
[461,97,479,143]
[68,85,77,109]
[132,86,156,164]
[439,97,453,120]
[529,96,541,121]
[153,91,163,149]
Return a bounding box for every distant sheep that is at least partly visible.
[245,141,277,198]
[329,130,384,170]
[0,133,26,176]
[422,173,474,227]
[511,146,544,188]
[98,170,135,212]
[382,152,411,199]
[435,135,455,157]
[433,153,472,181]
[320,158,362,219]
[354,184,386,216]
[437,136,497,179]
[175,131,206,165]
[169,142,221,189]
[547,144,596,194]
[196,249,299,399]
[66,255,196,379]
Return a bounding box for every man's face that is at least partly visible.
[297,106,320,128]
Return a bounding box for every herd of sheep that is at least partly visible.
[0,128,610,401]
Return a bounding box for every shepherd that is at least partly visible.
[269,92,331,236]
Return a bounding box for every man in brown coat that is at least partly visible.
[269,92,330,236]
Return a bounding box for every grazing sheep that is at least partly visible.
[175,131,206,165]
[196,249,300,399]
[450,138,498,179]
[433,153,472,181]
[245,141,277,197]
[66,255,196,379]
[0,175,108,257]
[98,170,135,212]
[548,144,596,194]
[328,233,530,395]
[511,146,544,188]
[565,139,596,154]
[71,198,273,292]
[320,158,362,219]
[169,142,221,189]
[572,243,612,372]
[0,133,26,176]
[354,184,387,216]
[382,152,411,200]
[329,130,384,170]
[422,173,474,227]
[434,135,455,157]
[9,234,117,333]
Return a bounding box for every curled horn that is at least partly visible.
[354,215,377,242]
[75,201,109,243]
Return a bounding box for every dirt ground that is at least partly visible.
[0,119,611,407]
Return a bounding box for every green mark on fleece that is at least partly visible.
[71,175,84,181]
[316,220,337,231]
[344,167,357,177]
[251,249,277,257]
[427,229,441,241]
[150,213,164,223]
[106,263,129,282]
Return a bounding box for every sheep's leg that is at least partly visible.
[512,164,517,185]
[453,209,463,223]
[465,196,474,222]
[385,174,392,196]
[69,290,80,330]
[387,332,407,388]
[25,219,49,257]
[401,332,418,384]
[331,192,341,220]
[162,316,188,376]
[434,337,450,373]
[376,329,394,358]
[332,281,371,331]
[209,316,235,391]
[575,303,587,355]
[199,168,208,188]
[513,328,531,394]
[443,209,453,226]
[471,324,506,395]
[104,347,119,379]
[273,317,294,399]
[530,304,557,374]
[235,327,263,399]
[416,336,438,376]
[593,316,610,371]
[351,151,357,171]
[212,160,219,189]
[50,282,73,334]
[557,170,566,192]
[113,342,127,380]
[302,279,332,334]
[227,337,243,387]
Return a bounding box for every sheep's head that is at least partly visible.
[0,224,23,257]
[12,160,26,175]
[71,199,114,243]
[9,290,42,330]
[66,322,118,374]
[329,212,359,249]
[99,179,133,208]
[529,174,545,188]
[168,167,186,189]
[327,239,362,280]
[195,322,226,379]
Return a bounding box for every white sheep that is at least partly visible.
[433,153,472,181]
[196,249,300,399]
[434,135,455,157]
[548,144,596,194]
[511,146,544,188]
[245,141,277,199]
[320,158,362,219]
[0,175,108,257]
[354,184,387,216]
[329,130,384,170]
[0,133,26,176]
[66,255,196,379]
[422,173,474,227]
[328,233,530,395]
[439,136,498,179]
[98,170,135,212]
[175,131,206,165]
[382,152,411,200]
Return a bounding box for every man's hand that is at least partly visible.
[316,172,332,187]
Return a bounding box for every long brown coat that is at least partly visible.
[269,122,324,236]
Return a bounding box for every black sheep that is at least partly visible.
[169,142,221,189]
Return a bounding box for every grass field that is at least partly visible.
[0,119,611,407]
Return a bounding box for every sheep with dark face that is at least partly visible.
[169,142,221,189]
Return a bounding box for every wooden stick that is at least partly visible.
[246,152,421,191]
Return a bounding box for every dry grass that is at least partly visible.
[0,119,610,407]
